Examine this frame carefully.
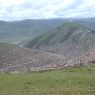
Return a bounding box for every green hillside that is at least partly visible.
[0,19,64,43]
[26,22,95,48]
[0,42,19,48]
[0,64,95,95]
[0,18,95,43]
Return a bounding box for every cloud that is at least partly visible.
[0,0,95,21]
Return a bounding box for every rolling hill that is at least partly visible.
[0,19,65,43]
[0,19,95,72]
[0,41,95,73]
[26,22,95,58]
[0,42,65,73]
[0,18,95,43]
[0,42,71,73]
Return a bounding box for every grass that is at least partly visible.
[26,30,58,48]
[0,35,32,43]
[26,22,91,49]
[0,42,19,49]
[0,64,95,95]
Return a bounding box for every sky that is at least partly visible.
[0,0,95,21]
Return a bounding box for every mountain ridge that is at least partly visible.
[0,18,95,43]
[25,22,95,60]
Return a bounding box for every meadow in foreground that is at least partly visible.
[0,64,95,95]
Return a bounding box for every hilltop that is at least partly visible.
[26,22,95,58]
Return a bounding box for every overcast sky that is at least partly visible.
[0,0,95,21]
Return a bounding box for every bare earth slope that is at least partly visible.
[0,46,65,73]
[0,45,95,73]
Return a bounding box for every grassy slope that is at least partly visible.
[0,64,95,95]
[26,22,93,48]
[0,19,64,43]
[1,18,95,43]
[0,42,19,48]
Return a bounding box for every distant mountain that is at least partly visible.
[73,18,95,30]
[26,22,95,59]
[0,18,95,43]
[0,19,65,43]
